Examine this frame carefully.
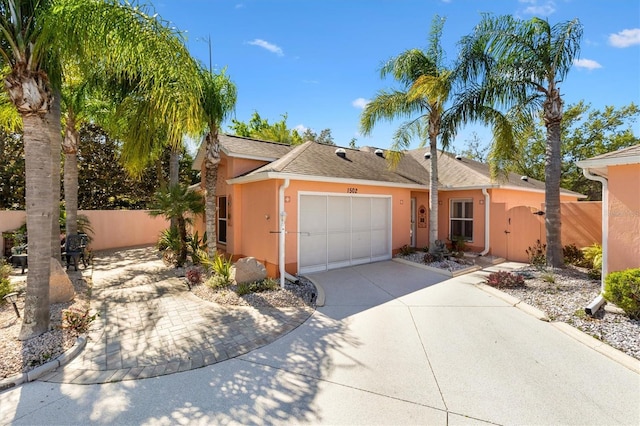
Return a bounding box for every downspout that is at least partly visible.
[480,188,491,256]
[582,168,608,315]
[279,178,290,289]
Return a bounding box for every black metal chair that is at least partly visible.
[64,234,87,270]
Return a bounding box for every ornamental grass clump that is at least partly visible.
[603,268,640,319]
[486,271,525,289]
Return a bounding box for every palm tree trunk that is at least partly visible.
[428,137,439,252]
[63,117,79,236]
[204,131,221,259]
[544,88,564,268]
[177,216,188,267]
[169,147,179,229]
[48,94,62,261]
[19,114,52,340]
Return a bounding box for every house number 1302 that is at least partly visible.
[347,187,358,193]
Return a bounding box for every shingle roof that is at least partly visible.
[244,141,428,186]
[576,144,640,178]
[192,134,294,169]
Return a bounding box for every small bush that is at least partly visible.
[563,244,586,266]
[206,274,230,290]
[236,278,280,296]
[422,246,429,253]
[587,268,601,281]
[603,268,640,319]
[399,244,415,256]
[1,259,11,280]
[526,240,546,268]
[450,235,467,252]
[423,253,436,263]
[62,308,98,334]
[541,271,555,283]
[582,243,602,270]
[186,267,203,286]
[0,277,14,300]
[486,271,525,289]
[204,253,233,280]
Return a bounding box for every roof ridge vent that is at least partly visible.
[335,148,346,158]
[374,149,384,158]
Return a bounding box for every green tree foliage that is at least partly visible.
[460,131,488,162]
[228,111,334,145]
[149,184,205,267]
[513,102,639,200]
[0,130,24,209]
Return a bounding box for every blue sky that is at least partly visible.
[156,0,640,153]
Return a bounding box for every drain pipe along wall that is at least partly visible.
[480,188,491,256]
[279,179,290,288]
[582,168,608,315]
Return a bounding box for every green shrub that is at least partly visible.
[188,231,208,265]
[587,268,601,281]
[582,243,602,270]
[206,274,231,290]
[423,253,436,263]
[603,268,640,319]
[399,244,415,256]
[62,307,98,334]
[0,277,14,300]
[563,244,586,266]
[236,278,280,296]
[526,240,546,268]
[486,271,525,289]
[422,246,429,253]
[541,271,555,283]
[450,235,467,252]
[204,253,233,280]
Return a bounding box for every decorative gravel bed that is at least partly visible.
[397,252,474,271]
[1,271,91,380]
[191,276,317,308]
[502,266,640,361]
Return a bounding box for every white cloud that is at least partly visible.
[294,124,308,133]
[520,0,555,15]
[609,28,640,48]
[352,98,370,109]
[573,58,602,70]
[247,39,284,56]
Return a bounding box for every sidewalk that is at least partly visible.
[39,246,313,384]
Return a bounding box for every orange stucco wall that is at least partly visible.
[0,210,169,252]
[437,190,487,252]
[607,164,640,272]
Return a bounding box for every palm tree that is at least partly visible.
[199,68,237,258]
[458,15,583,267]
[149,184,205,267]
[0,0,203,340]
[361,16,511,252]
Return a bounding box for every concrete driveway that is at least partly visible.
[2,261,639,425]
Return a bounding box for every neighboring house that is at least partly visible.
[577,144,640,275]
[193,135,583,277]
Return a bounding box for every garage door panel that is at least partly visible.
[299,194,391,274]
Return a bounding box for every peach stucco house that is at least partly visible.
[577,144,640,275]
[194,135,583,278]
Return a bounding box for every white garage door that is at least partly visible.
[298,194,391,274]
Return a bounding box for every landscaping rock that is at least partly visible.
[231,257,267,284]
[50,258,75,303]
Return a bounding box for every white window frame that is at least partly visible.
[449,198,473,242]
[218,196,227,244]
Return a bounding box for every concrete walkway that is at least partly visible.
[38,246,313,384]
[2,260,638,425]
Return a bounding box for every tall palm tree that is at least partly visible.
[199,68,237,258]
[361,16,512,252]
[0,0,203,340]
[149,184,205,267]
[458,15,583,267]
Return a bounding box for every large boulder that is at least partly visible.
[50,258,75,304]
[230,257,267,284]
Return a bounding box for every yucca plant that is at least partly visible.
[203,252,233,281]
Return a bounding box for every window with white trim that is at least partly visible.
[450,199,473,241]
[218,196,227,244]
